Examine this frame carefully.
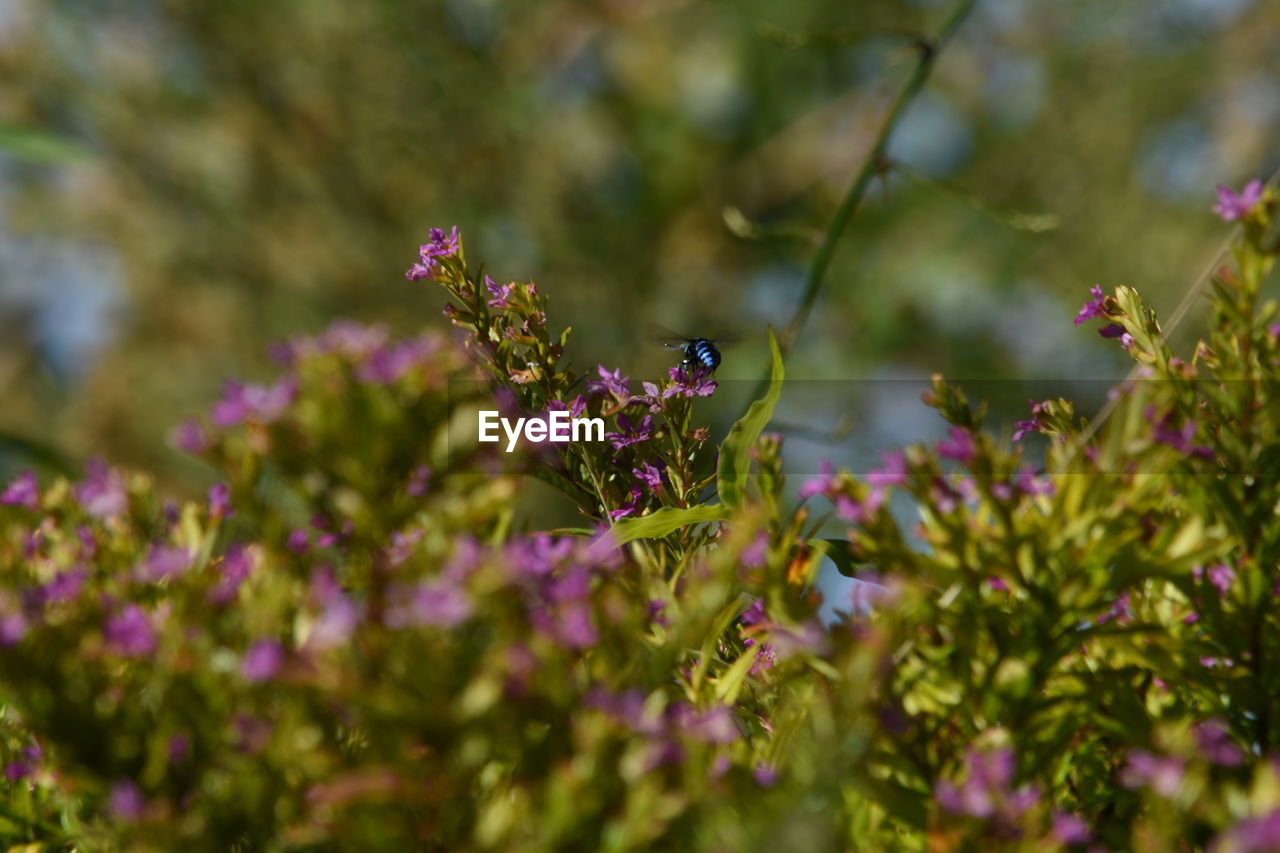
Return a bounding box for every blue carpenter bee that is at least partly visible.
[648,324,735,373]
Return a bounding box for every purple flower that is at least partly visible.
[77,526,97,559]
[740,532,768,569]
[168,733,191,765]
[505,535,575,578]
[1051,812,1091,844]
[306,594,362,650]
[208,483,232,517]
[1212,179,1264,222]
[242,639,285,682]
[1194,563,1236,596]
[77,459,128,519]
[41,569,86,605]
[587,365,630,399]
[109,779,144,821]
[295,320,388,359]
[135,544,193,583]
[608,485,644,520]
[937,426,975,463]
[605,414,653,450]
[386,580,472,628]
[632,461,665,493]
[211,377,297,427]
[209,545,254,605]
[554,601,598,648]
[674,705,738,744]
[647,599,669,627]
[1015,466,1053,497]
[1,471,39,509]
[936,746,1039,823]
[753,763,778,787]
[1074,284,1108,326]
[170,417,209,454]
[405,226,461,280]
[663,365,717,398]
[866,450,907,488]
[287,528,310,554]
[1194,719,1243,767]
[384,528,425,567]
[836,490,880,522]
[1213,809,1280,853]
[105,605,157,658]
[1013,399,1049,442]
[587,688,653,732]
[4,746,39,781]
[406,465,432,497]
[930,477,962,513]
[744,636,777,675]
[1146,406,1213,458]
[1097,591,1131,625]
[354,336,438,384]
[1099,322,1135,350]
[0,608,28,646]
[1122,750,1184,797]
[485,275,516,309]
[798,461,835,500]
[232,714,273,754]
[548,395,588,419]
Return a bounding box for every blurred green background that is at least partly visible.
[0,0,1276,495]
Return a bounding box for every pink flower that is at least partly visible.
[0,471,38,510]
[77,459,128,519]
[405,226,461,280]
[1122,750,1184,797]
[587,365,630,399]
[866,450,907,487]
[1212,179,1264,222]
[385,580,472,628]
[108,780,144,821]
[1074,284,1108,326]
[241,639,285,682]
[208,483,232,517]
[170,417,209,454]
[1013,399,1049,442]
[937,427,975,464]
[484,275,516,309]
[105,605,156,658]
[797,460,835,500]
[1099,322,1135,350]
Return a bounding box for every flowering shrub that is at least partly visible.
[0,180,1277,850]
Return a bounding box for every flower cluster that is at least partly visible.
[0,189,1277,850]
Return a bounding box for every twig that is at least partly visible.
[742,0,979,410]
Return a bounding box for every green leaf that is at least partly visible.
[815,537,860,578]
[611,505,731,543]
[713,644,760,704]
[717,327,784,508]
[0,124,92,164]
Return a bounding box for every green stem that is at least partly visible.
[744,0,978,407]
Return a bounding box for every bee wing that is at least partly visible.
[646,322,693,348]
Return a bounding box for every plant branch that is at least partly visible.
[743,0,978,409]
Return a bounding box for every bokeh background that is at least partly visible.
[1,0,1276,507]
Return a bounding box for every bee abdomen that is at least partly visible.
[689,338,721,370]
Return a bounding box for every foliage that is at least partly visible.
[4,0,1277,485]
[0,184,1278,851]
